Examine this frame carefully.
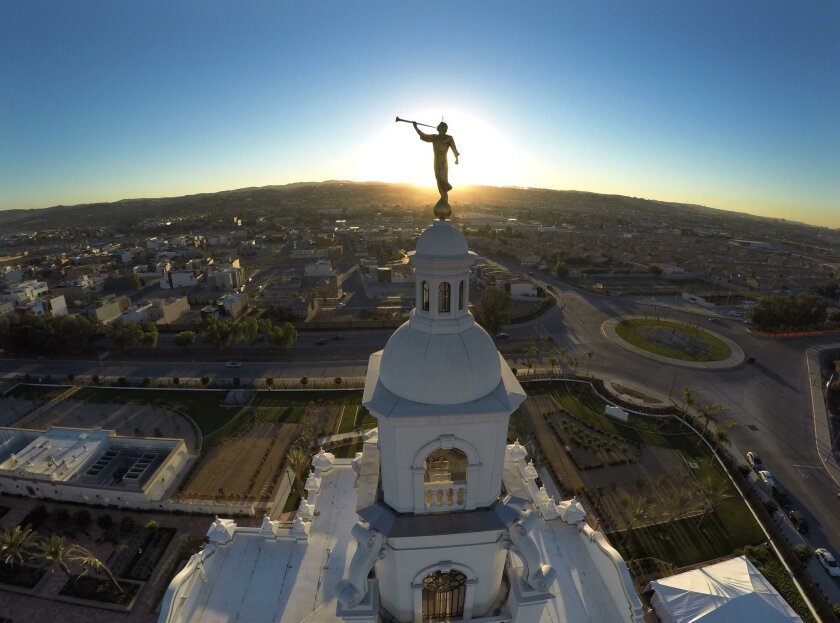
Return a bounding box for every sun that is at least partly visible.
[348,109,530,191]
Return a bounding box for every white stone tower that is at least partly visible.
[338,218,555,623]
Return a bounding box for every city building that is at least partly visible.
[0,427,188,507]
[6,280,49,304]
[17,294,68,317]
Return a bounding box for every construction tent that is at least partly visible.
[645,555,802,623]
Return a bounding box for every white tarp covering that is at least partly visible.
[646,555,802,623]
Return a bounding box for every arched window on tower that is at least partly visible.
[422,281,430,311]
[458,280,465,310]
[438,282,451,313]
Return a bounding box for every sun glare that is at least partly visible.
[349,109,530,190]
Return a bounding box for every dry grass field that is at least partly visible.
[179,422,298,501]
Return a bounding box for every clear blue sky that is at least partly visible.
[1,1,838,227]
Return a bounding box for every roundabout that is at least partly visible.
[601,316,745,369]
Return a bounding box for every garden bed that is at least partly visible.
[0,563,47,589]
[59,574,140,606]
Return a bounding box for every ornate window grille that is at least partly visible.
[438,282,451,313]
[422,570,467,620]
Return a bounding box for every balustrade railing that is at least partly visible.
[424,480,466,511]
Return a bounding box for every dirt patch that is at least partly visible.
[519,396,584,495]
[179,422,297,501]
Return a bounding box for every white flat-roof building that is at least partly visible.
[0,427,188,507]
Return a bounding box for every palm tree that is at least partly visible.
[33,534,73,579]
[662,490,692,532]
[696,477,731,528]
[0,525,38,568]
[713,419,739,453]
[547,354,558,375]
[554,347,567,372]
[69,545,122,593]
[287,446,311,496]
[569,355,579,377]
[622,495,654,545]
[680,387,696,417]
[584,351,594,377]
[698,403,725,435]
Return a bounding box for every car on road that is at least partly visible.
[816,548,840,577]
[746,451,763,470]
[708,317,720,323]
[729,310,744,317]
[225,361,242,368]
[332,335,345,341]
[789,510,809,533]
[495,332,510,340]
[315,339,328,346]
[758,470,776,488]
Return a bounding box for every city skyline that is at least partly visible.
[1,1,838,227]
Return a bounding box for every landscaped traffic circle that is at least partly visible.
[601,316,744,369]
[614,318,731,362]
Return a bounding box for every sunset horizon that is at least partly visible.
[2,1,838,227]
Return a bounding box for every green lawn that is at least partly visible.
[615,318,731,361]
[338,406,359,434]
[333,441,363,458]
[337,405,376,434]
[254,405,305,424]
[66,387,367,437]
[251,390,363,407]
[6,383,69,401]
[72,387,234,435]
[612,503,765,569]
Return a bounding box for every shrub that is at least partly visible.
[120,516,136,533]
[92,374,100,384]
[233,377,241,387]
[793,543,813,562]
[763,499,778,514]
[334,377,342,385]
[20,504,50,529]
[145,520,160,532]
[172,377,180,386]
[201,376,210,386]
[265,377,273,387]
[96,514,113,530]
[67,373,75,382]
[118,377,126,386]
[72,509,92,528]
[737,464,752,476]
[142,376,151,387]
[51,507,70,524]
[300,376,309,386]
